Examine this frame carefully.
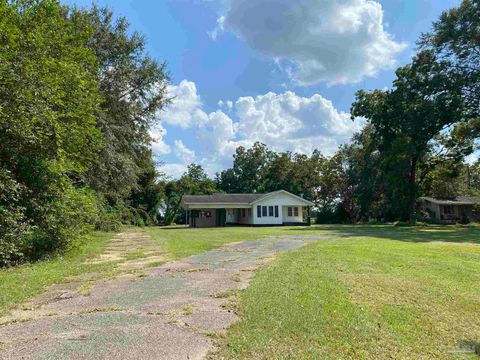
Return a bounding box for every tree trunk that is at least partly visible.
[408,157,417,224]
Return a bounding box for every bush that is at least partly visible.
[316,205,351,224]
[0,169,31,267]
[95,206,122,232]
[23,181,101,261]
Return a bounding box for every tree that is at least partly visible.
[216,142,273,193]
[0,0,103,262]
[161,164,217,225]
[128,151,163,226]
[74,6,170,206]
[420,0,480,118]
[351,51,465,222]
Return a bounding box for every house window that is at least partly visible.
[248,208,251,217]
[274,206,279,218]
[288,207,293,216]
[200,210,211,218]
[443,205,454,215]
[269,206,274,216]
[242,208,246,217]
[294,207,299,217]
[257,205,262,218]
[262,206,267,216]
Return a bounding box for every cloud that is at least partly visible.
[173,139,196,164]
[218,0,406,85]
[161,163,189,179]
[154,80,363,177]
[159,80,203,128]
[234,91,361,154]
[150,123,171,155]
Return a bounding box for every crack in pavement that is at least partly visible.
[0,232,333,360]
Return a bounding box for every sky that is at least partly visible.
[65,0,461,178]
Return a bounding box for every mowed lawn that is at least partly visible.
[214,225,480,359]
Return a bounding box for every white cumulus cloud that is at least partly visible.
[154,80,363,177]
[160,80,204,128]
[173,139,196,164]
[150,123,171,155]
[218,0,406,85]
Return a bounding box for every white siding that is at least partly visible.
[252,192,309,225]
[282,205,303,223]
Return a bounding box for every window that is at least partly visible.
[248,208,251,217]
[200,210,211,218]
[443,205,454,215]
[274,205,279,218]
[269,206,274,216]
[257,205,262,218]
[242,208,246,217]
[288,207,293,216]
[262,206,267,216]
[294,207,299,217]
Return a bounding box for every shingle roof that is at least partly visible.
[182,193,265,204]
[422,196,478,205]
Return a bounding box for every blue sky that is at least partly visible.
[65,0,461,178]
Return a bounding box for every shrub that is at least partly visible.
[95,206,122,232]
[0,169,31,267]
[23,181,100,261]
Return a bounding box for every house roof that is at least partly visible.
[182,193,265,205]
[422,196,478,206]
[181,190,314,207]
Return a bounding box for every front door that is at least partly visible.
[216,208,226,227]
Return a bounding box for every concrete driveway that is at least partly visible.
[0,232,324,360]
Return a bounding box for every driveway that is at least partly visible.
[0,231,324,360]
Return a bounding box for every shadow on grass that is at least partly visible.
[290,224,480,245]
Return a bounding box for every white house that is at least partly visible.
[181,190,314,227]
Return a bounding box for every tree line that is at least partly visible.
[161,0,480,225]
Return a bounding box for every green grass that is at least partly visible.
[214,224,480,359]
[0,231,117,317]
[144,225,311,259]
[4,223,480,358]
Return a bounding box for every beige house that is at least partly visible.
[181,190,314,228]
[421,196,478,223]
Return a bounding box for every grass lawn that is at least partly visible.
[0,231,117,317]
[214,224,480,359]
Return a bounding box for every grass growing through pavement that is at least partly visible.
[145,225,309,259]
[0,231,116,317]
[214,224,480,359]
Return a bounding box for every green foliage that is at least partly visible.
[420,0,480,118]
[0,169,31,267]
[128,151,163,225]
[351,50,466,222]
[77,6,170,207]
[216,142,274,193]
[216,142,322,202]
[0,2,168,267]
[161,164,217,225]
[0,0,102,265]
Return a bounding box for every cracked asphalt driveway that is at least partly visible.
[0,231,326,360]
